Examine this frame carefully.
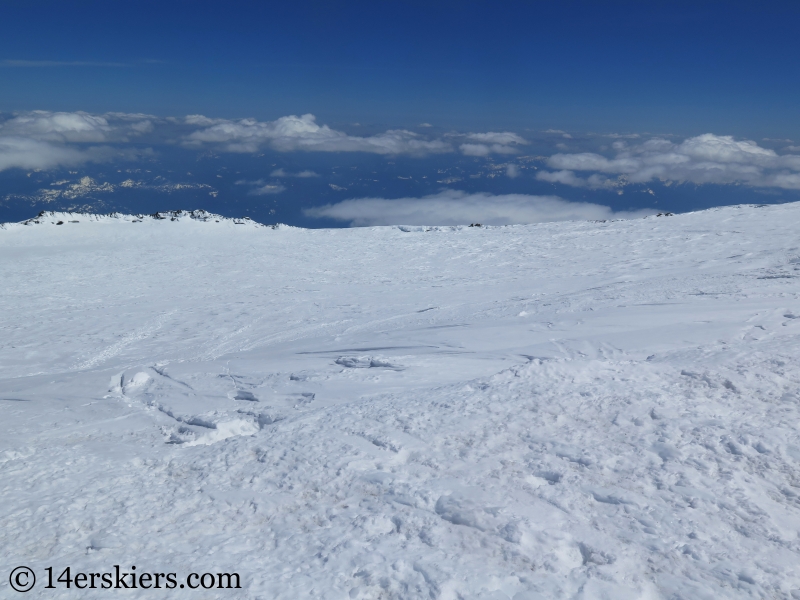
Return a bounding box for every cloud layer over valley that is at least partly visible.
[537,134,800,190]
[1,110,799,229]
[305,190,652,226]
[2,110,799,194]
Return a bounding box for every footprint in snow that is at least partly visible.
[163,418,260,446]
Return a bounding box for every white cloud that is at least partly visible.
[457,131,528,156]
[184,113,452,156]
[0,137,87,171]
[460,143,492,157]
[6,111,794,196]
[270,168,319,178]
[185,114,221,127]
[0,109,535,166]
[0,111,112,142]
[1,110,158,143]
[129,120,154,134]
[0,137,138,172]
[304,189,652,226]
[539,133,800,190]
[537,169,622,190]
[538,169,590,187]
[460,143,520,156]
[544,129,573,139]
[465,131,527,145]
[505,164,520,178]
[249,184,285,195]
[0,111,159,172]
[767,173,800,189]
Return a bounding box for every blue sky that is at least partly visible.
[4,0,800,135]
[1,1,800,226]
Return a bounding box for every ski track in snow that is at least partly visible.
[2,206,800,598]
[72,310,177,371]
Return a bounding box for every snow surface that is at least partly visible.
[2,205,800,599]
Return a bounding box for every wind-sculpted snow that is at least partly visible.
[2,204,800,598]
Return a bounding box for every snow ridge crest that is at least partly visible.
[0,210,296,230]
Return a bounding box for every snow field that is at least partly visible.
[2,205,800,598]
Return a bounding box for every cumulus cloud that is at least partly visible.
[129,120,154,134]
[465,132,527,145]
[505,164,520,178]
[0,111,158,172]
[304,189,651,226]
[7,110,795,197]
[0,109,537,167]
[0,110,158,143]
[0,111,113,143]
[457,131,528,156]
[537,133,800,190]
[184,114,220,127]
[184,113,452,156]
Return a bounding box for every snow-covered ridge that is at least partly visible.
[0,209,279,229]
[0,205,682,232]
